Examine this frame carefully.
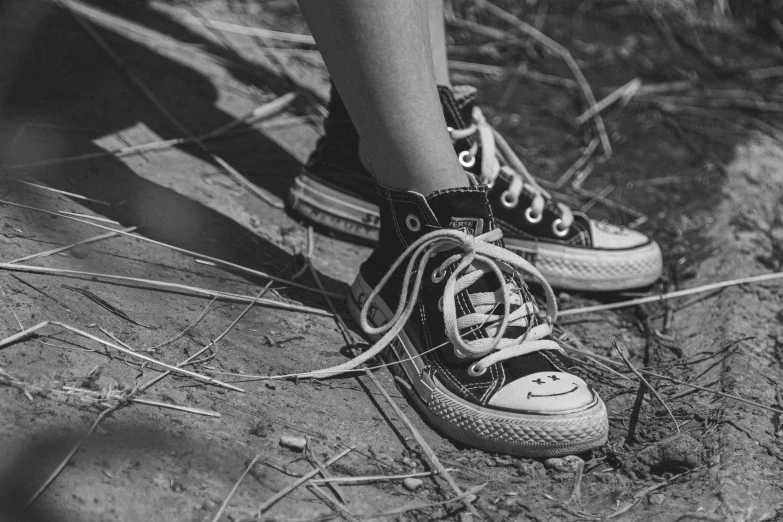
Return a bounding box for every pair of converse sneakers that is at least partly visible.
[290,86,663,456]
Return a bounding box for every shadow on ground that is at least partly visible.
[0,0,337,299]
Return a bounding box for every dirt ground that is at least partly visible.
[1,1,783,521]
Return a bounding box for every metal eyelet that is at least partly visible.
[500,191,518,209]
[437,296,444,312]
[524,207,543,224]
[468,362,487,377]
[405,214,421,232]
[431,268,446,284]
[458,150,476,168]
[552,218,569,238]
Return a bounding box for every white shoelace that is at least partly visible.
[304,227,561,379]
[449,106,574,233]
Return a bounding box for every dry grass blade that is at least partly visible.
[0,284,24,330]
[308,445,346,506]
[26,278,280,506]
[0,198,342,300]
[606,467,700,519]
[611,340,679,436]
[362,482,486,519]
[2,119,301,173]
[150,296,217,350]
[180,13,315,44]
[554,138,600,188]
[60,386,221,417]
[204,92,297,138]
[210,454,262,522]
[257,447,354,515]
[9,226,137,264]
[0,320,50,349]
[26,407,112,506]
[64,285,150,328]
[0,262,333,317]
[559,271,783,317]
[51,322,245,393]
[125,397,220,416]
[308,483,360,522]
[575,78,642,125]
[477,0,612,158]
[16,179,111,206]
[310,469,451,485]
[562,345,783,416]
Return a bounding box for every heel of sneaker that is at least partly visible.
[289,173,381,242]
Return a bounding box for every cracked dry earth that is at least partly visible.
[1,1,783,521]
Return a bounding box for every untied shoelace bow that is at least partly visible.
[450,106,574,234]
[304,227,561,379]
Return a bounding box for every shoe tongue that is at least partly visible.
[425,184,492,236]
[426,183,538,342]
[438,85,477,130]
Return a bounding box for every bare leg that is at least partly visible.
[427,0,451,87]
[298,0,466,195]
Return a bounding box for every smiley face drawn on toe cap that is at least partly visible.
[488,372,595,412]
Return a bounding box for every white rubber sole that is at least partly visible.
[347,274,609,457]
[291,174,661,291]
[504,238,663,292]
[288,173,379,242]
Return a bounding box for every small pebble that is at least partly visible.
[70,244,91,259]
[279,435,307,452]
[402,478,423,491]
[649,493,665,505]
[543,455,583,473]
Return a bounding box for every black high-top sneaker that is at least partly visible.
[288,85,663,291]
[337,181,608,457]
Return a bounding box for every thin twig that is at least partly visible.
[361,483,486,518]
[310,468,452,485]
[478,0,612,157]
[0,320,50,349]
[9,227,137,264]
[180,13,315,44]
[0,262,333,317]
[0,284,24,330]
[14,180,110,206]
[27,276,282,506]
[210,454,262,522]
[26,408,112,505]
[308,445,347,506]
[150,296,217,350]
[0,199,342,300]
[51,322,245,393]
[257,447,354,515]
[2,118,301,173]
[8,274,71,311]
[554,138,599,188]
[308,483,360,522]
[562,345,783,416]
[60,386,221,417]
[575,78,642,125]
[559,271,783,317]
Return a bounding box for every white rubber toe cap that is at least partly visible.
[589,220,650,250]
[488,371,595,413]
